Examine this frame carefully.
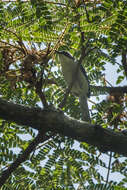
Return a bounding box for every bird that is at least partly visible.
[56,51,91,122]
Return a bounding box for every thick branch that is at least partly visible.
[0,98,127,156]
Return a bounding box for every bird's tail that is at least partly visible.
[79,95,91,122]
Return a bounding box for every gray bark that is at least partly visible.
[0,98,127,156]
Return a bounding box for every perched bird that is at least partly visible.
[56,51,91,122]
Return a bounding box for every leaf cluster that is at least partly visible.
[0,0,127,189]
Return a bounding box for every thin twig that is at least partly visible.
[35,46,51,107]
[106,149,112,185]
[88,99,96,105]
[122,50,127,78]
[3,28,27,54]
[50,22,69,56]
[35,70,48,108]
[30,133,57,161]
[103,77,113,87]
[0,40,22,51]
[38,90,48,107]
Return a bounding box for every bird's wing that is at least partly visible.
[79,65,90,97]
[79,94,91,122]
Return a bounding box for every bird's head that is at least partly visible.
[55,51,74,65]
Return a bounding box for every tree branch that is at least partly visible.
[91,85,127,95]
[0,132,47,187]
[0,98,127,156]
[122,50,127,78]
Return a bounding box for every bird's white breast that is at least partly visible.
[58,54,88,96]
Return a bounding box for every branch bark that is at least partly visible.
[91,85,127,95]
[122,50,127,78]
[0,98,127,156]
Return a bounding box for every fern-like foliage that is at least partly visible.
[0,0,127,189]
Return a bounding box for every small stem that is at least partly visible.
[106,151,112,185]
[122,50,127,78]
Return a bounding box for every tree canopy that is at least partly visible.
[0,0,127,189]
